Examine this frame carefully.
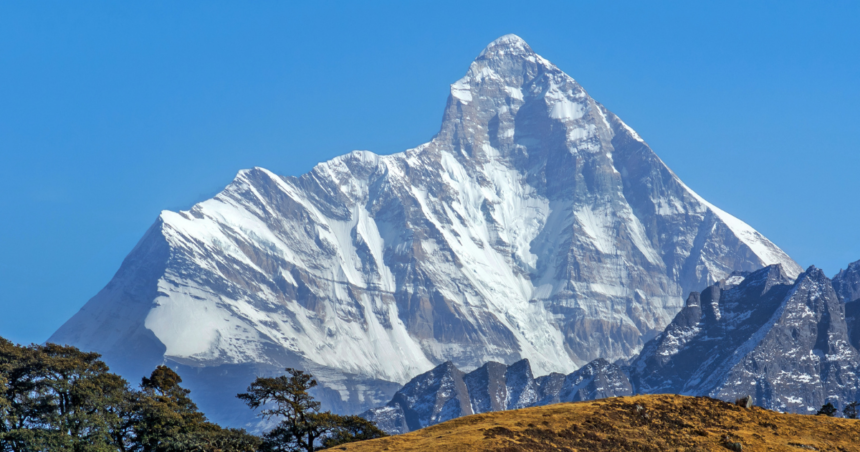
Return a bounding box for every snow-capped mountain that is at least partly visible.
[630,264,860,414]
[362,358,632,434]
[49,34,800,425]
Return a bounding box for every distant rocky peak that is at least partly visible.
[462,359,537,411]
[833,259,860,303]
[478,34,534,59]
[506,358,533,377]
[740,264,795,295]
[794,265,835,295]
[426,360,461,381]
[801,265,827,280]
[631,260,860,414]
[364,357,631,434]
[464,361,513,413]
[720,270,750,288]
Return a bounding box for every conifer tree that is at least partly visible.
[238,368,385,452]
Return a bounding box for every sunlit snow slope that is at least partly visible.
[50,35,801,423]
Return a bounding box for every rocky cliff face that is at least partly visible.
[630,265,860,414]
[49,34,800,425]
[834,260,860,350]
[363,358,632,434]
[464,359,539,414]
[369,262,860,433]
[834,260,860,303]
[543,358,633,406]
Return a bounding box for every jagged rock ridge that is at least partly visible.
[367,260,860,432]
[834,260,860,304]
[362,358,632,434]
[49,34,800,424]
[630,264,860,414]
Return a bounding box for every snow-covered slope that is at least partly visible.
[49,34,800,425]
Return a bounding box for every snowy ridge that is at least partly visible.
[50,34,801,425]
[674,177,800,278]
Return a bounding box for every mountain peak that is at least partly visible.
[50,33,803,427]
[833,259,860,303]
[478,34,534,58]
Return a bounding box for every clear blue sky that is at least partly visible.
[1,1,858,345]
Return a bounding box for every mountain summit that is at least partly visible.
[50,35,801,425]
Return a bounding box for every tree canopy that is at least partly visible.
[237,368,386,452]
[0,338,384,451]
[816,402,837,417]
[0,338,258,451]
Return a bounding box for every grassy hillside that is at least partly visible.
[335,395,860,451]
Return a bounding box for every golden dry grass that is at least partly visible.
[335,395,860,451]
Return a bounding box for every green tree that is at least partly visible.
[0,338,133,452]
[816,402,837,417]
[0,337,259,452]
[320,415,386,449]
[133,365,207,450]
[132,366,259,452]
[238,368,384,452]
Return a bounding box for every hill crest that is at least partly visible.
[339,394,860,451]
